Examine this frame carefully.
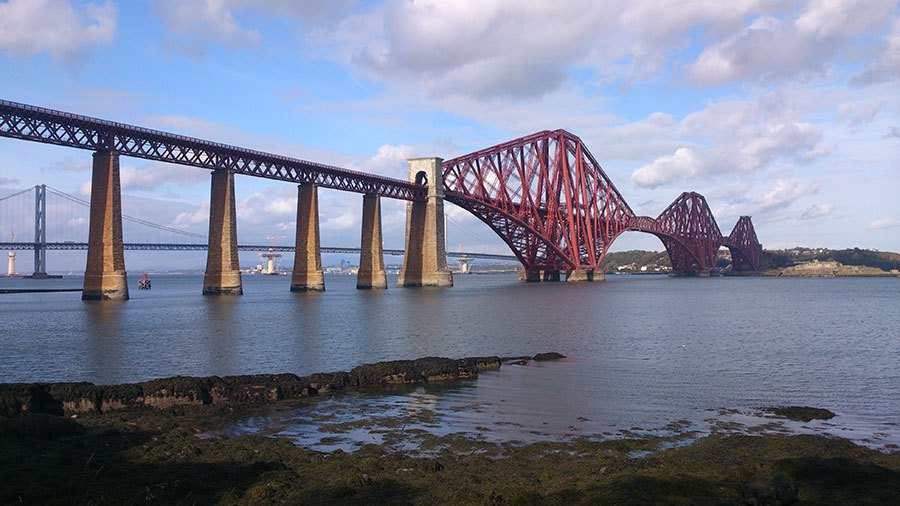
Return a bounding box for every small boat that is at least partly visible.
[138,272,151,290]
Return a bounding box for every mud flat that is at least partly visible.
[2,354,899,505]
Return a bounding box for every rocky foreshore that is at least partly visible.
[0,354,560,418]
[2,353,899,505]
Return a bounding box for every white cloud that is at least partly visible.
[759,179,817,211]
[321,208,357,230]
[156,0,356,56]
[157,0,261,54]
[236,188,295,226]
[870,217,900,229]
[712,178,819,223]
[0,0,116,61]
[631,90,830,188]
[688,0,896,85]
[172,200,209,228]
[837,100,884,126]
[315,0,804,99]
[800,203,832,220]
[0,176,19,186]
[852,18,900,86]
[631,147,707,188]
[120,163,208,192]
[363,144,416,179]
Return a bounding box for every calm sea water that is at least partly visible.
[2,273,898,448]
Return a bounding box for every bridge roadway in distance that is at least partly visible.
[0,242,517,262]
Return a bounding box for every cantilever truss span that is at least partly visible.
[443,130,763,274]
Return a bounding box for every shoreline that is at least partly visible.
[0,353,566,418]
[2,353,898,504]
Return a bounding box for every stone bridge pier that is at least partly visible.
[203,169,243,295]
[290,183,325,292]
[82,150,129,300]
[398,158,453,288]
[518,268,603,283]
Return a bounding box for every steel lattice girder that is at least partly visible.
[442,129,633,270]
[652,192,722,272]
[0,99,425,201]
[723,216,761,271]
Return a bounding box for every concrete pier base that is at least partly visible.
[518,269,562,282]
[83,151,129,301]
[291,184,325,292]
[670,269,711,278]
[357,194,387,290]
[519,270,541,282]
[565,269,604,282]
[203,170,243,295]
[398,158,453,288]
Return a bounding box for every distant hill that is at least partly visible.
[464,247,899,274]
[767,247,900,271]
[601,247,900,273]
[600,250,671,273]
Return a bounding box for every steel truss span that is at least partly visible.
[0,99,425,201]
[0,242,515,261]
[443,130,762,273]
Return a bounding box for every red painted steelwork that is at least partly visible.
[723,216,762,271]
[0,99,425,201]
[444,132,763,274]
[442,130,632,270]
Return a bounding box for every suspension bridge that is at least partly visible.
[0,99,763,300]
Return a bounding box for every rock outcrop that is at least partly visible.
[0,356,505,417]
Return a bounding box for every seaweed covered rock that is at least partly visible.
[770,406,836,422]
[222,373,310,402]
[0,354,505,416]
[46,382,101,413]
[0,413,84,439]
[140,376,228,409]
[348,356,500,385]
[532,352,566,361]
[742,471,798,505]
[0,384,64,417]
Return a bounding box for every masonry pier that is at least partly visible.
[290,183,325,292]
[398,158,453,288]
[518,270,561,282]
[565,269,603,282]
[670,269,711,278]
[357,193,387,289]
[202,170,243,295]
[82,151,129,300]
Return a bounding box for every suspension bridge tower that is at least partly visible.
[6,233,15,277]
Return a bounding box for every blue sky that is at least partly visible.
[1,0,899,271]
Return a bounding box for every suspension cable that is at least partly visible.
[45,186,207,239]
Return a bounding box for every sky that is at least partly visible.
[1,0,899,272]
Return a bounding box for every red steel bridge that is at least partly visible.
[1,99,761,276]
[443,130,762,274]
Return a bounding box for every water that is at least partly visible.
[2,273,899,449]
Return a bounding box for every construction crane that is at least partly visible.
[259,235,286,274]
